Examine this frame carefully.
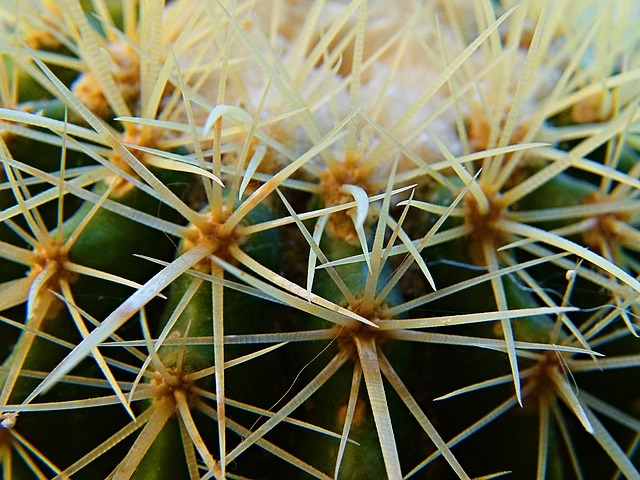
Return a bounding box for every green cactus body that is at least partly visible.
[125,198,287,479]
[274,220,419,478]
[130,414,187,480]
[0,136,196,477]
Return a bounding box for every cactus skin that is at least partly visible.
[2,1,640,479]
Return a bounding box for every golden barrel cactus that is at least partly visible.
[1,1,640,478]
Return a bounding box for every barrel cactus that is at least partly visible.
[1,0,639,479]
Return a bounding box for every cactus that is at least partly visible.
[1,0,640,479]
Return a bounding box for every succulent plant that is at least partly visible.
[1,0,640,479]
